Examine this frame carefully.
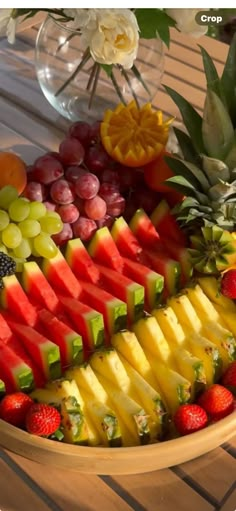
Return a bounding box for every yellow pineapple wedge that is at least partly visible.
[167,294,223,384]
[214,304,236,343]
[89,348,134,397]
[151,307,206,397]
[198,276,236,311]
[118,353,168,440]
[144,353,191,415]
[95,373,151,445]
[65,364,132,447]
[182,285,236,369]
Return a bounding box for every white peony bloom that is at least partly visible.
[0,9,18,43]
[81,9,139,69]
[166,9,208,38]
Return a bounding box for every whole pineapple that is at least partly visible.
[164,34,236,274]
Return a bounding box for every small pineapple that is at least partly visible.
[164,34,236,274]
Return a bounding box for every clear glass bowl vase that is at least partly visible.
[35,15,165,122]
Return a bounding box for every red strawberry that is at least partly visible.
[174,404,208,436]
[25,403,61,436]
[0,392,34,427]
[221,361,236,396]
[197,384,234,421]
[220,269,236,299]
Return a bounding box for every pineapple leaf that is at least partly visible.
[221,33,236,125]
[164,155,210,192]
[165,176,210,205]
[202,90,235,160]
[173,127,200,164]
[164,85,205,153]
[199,45,225,104]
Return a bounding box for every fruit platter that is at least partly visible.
[0,41,236,475]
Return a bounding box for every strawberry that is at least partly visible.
[197,384,234,421]
[0,392,34,427]
[221,361,236,396]
[25,403,61,436]
[220,269,236,299]
[174,404,208,436]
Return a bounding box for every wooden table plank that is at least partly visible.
[220,487,236,511]
[6,451,134,511]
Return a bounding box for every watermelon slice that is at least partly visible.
[1,275,37,327]
[42,250,81,298]
[6,321,61,381]
[129,209,163,249]
[161,238,192,286]
[144,249,181,297]
[88,227,124,273]
[122,257,164,311]
[0,378,5,397]
[77,280,128,335]
[21,261,60,313]
[65,238,100,284]
[111,216,143,261]
[95,263,144,324]
[0,312,12,340]
[59,295,105,353]
[38,309,84,368]
[150,200,186,246]
[0,341,34,393]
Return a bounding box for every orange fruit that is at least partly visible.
[101,101,173,168]
[0,152,27,194]
[143,151,184,205]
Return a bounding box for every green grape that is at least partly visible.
[19,219,41,238]
[0,210,9,231]
[33,233,58,259]
[45,211,61,220]
[13,238,32,259]
[39,215,63,235]
[28,201,47,220]
[8,198,30,222]
[2,223,22,249]
[0,186,18,210]
[0,244,8,254]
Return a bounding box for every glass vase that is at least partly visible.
[35,15,165,122]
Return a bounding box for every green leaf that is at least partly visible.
[221,33,236,124]
[173,127,200,164]
[166,176,209,205]
[202,90,234,160]
[164,155,210,192]
[135,9,175,47]
[164,85,205,153]
[100,64,113,78]
[199,46,225,103]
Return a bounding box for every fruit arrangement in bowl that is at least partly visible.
[0,38,236,474]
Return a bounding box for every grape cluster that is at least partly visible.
[0,185,62,267]
[24,120,161,245]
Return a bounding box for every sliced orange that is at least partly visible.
[100,101,173,168]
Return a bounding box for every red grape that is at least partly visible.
[57,203,80,224]
[123,200,137,222]
[50,179,75,205]
[43,201,57,211]
[75,173,100,200]
[73,197,86,216]
[65,166,87,183]
[73,216,97,241]
[119,167,136,192]
[69,122,91,148]
[85,144,111,173]
[88,121,101,144]
[106,196,125,217]
[96,214,114,229]
[133,187,159,214]
[84,195,107,220]
[52,222,73,246]
[59,137,85,166]
[99,183,120,204]
[100,169,120,185]
[32,155,64,185]
[46,151,63,163]
[23,181,47,202]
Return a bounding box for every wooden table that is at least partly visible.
[0,22,236,511]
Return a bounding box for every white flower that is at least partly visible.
[0,9,18,43]
[81,9,139,69]
[166,9,208,38]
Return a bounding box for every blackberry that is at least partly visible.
[0,253,16,279]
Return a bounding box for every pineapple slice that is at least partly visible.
[214,304,236,345]
[145,352,191,415]
[183,284,221,323]
[45,379,89,445]
[96,373,151,445]
[110,330,160,390]
[132,316,178,370]
[167,294,202,333]
[198,277,236,311]
[79,388,122,447]
[30,387,61,407]
[152,306,186,346]
[118,353,168,440]
[90,349,137,399]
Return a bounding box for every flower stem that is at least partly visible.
[88,64,101,109]
[110,71,127,105]
[54,47,91,97]
[120,68,140,109]
[132,64,151,96]
[87,62,98,92]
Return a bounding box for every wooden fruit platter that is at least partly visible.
[0,410,235,474]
